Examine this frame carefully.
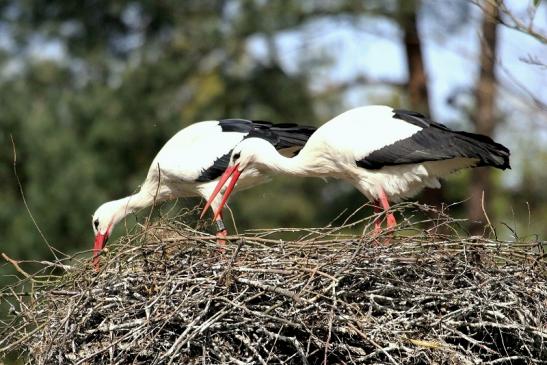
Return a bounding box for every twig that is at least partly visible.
[481,190,496,239]
[1,253,33,280]
[1,205,545,363]
[10,135,58,259]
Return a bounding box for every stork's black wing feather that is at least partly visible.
[217,119,256,133]
[197,119,316,181]
[218,119,315,152]
[357,109,510,170]
[195,152,231,182]
[248,121,316,152]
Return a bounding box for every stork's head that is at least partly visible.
[200,138,277,221]
[229,138,276,172]
[91,200,123,269]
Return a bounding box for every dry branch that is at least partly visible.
[1,206,546,364]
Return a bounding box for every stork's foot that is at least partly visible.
[371,230,392,245]
[371,218,392,245]
[92,256,101,272]
[373,212,396,233]
[387,212,397,229]
[213,218,228,245]
[370,200,394,245]
[374,221,382,235]
[215,229,227,246]
[373,204,383,236]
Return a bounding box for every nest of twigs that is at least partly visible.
[1,205,546,364]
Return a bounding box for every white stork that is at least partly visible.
[203,106,510,232]
[91,119,315,267]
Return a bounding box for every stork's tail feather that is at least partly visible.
[456,131,511,170]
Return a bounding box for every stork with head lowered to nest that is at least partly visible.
[203,106,510,232]
[91,119,315,268]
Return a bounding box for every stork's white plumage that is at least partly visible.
[204,106,510,232]
[91,119,315,267]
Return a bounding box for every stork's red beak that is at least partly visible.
[92,232,109,270]
[200,164,242,221]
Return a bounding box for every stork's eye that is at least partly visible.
[94,219,99,230]
[233,152,241,161]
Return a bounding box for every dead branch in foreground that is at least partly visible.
[1,205,546,364]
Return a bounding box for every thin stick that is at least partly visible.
[10,135,59,260]
[1,253,33,280]
[481,190,496,239]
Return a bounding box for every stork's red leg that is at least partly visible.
[378,188,396,228]
[214,212,227,246]
[373,203,383,234]
[387,214,396,228]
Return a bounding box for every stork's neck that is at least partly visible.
[109,190,157,227]
[255,148,319,177]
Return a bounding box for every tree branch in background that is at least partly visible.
[398,0,446,210]
[470,0,547,44]
[497,61,547,111]
[401,0,431,114]
[312,75,405,99]
[468,0,499,235]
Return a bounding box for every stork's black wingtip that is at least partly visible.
[500,159,511,170]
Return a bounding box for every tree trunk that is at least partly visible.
[400,0,444,209]
[402,1,430,114]
[468,1,499,235]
